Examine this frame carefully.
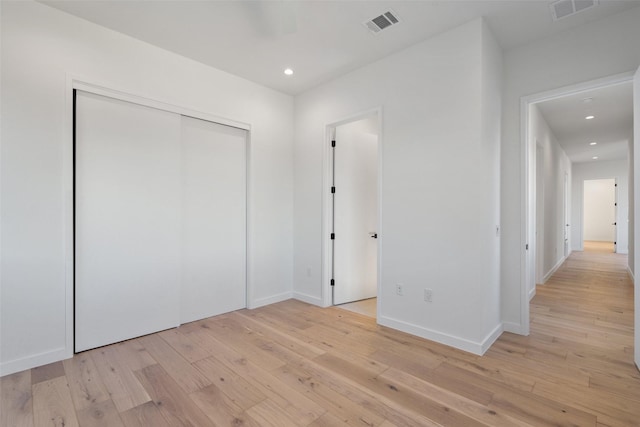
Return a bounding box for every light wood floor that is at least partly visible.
[2,247,638,426]
[337,298,377,318]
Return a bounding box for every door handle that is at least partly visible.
[369,233,378,239]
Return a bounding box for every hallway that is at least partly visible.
[500,240,638,425]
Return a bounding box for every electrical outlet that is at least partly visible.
[424,288,433,303]
[396,284,403,296]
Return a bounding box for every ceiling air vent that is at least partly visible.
[550,0,599,21]
[363,10,400,34]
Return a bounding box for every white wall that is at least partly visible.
[0,1,294,375]
[529,105,572,285]
[583,179,616,242]
[501,6,640,331]
[572,160,628,253]
[294,19,502,354]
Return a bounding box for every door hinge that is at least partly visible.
[331,140,336,147]
[526,244,529,250]
[330,279,335,287]
[331,233,335,240]
[331,186,335,194]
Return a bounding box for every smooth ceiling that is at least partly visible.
[41,0,640,95]
[537,82,633,163]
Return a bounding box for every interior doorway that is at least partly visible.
[329,113,380,311]
[520,72,635,337]
[583,178,616,252]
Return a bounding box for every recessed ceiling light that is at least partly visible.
[592,156,599,160]
[589,142,597,146]
[585,115,595,120]
[284,68,294,76]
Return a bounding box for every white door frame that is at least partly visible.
[321,107,383,311]
[64,74,252,357]
[519,71,634,335]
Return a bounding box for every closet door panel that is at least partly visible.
[75,91,181,352]
[181,116,247,324]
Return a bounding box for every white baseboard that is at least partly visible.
[292,291,325,307]
[378,315,503,356]
[529,287,536,301]
[480,323,504,354]
[249,291,292,309]
[1,347,70,377]
[503,321,527,335]
[617,249,628,254]
[542,255,566,284]
[628,266,635,284]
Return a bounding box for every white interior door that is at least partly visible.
[583,179,616,245]
[75,91,181,352]
[333,116,378,305]
[180,116,247,324]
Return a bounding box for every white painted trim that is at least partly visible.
[503,321,526,335]
[519,71,634,338]
[250,292,292,309]
[321,107,383,310]
[542,255,566,284]
[64,74,256,363]
[628,266,635,283]
[0,348,69,377]
[71,77,250,130]
[618,250,629,255]
[519,96,531,337]
[293,292,326,307]
[529,287,536,301]
[480,323,504,355]
[379,316,502,356]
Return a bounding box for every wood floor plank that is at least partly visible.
[313,353,486,427]
[62,353,110,410]
[31,362,65,385]
[134,363,215,427]
[189,384,262,427]
[245,398,303,427]
[89,344,151,413]
[32,377,79,427]
[137,333,211,393]
[75,399,124,427]
[379,367,530,427]
[307,412,351,427]
[192,356,267,410]
[0,370,34,427]
[158,328,212,363]
[119,401,171,427]
[273,362,387,427]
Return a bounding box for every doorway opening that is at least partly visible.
[324,111,381,318]
[583,178,617,252]
[520,71,634,338]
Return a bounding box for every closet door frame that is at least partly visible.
[64,75,252,356]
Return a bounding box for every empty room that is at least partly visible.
[1,1,640,426]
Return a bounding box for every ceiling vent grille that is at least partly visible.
[550,0,599,21]
[364,10,400,34]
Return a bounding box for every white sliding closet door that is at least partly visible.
[180,116,247,324]
[75,91,181,352]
